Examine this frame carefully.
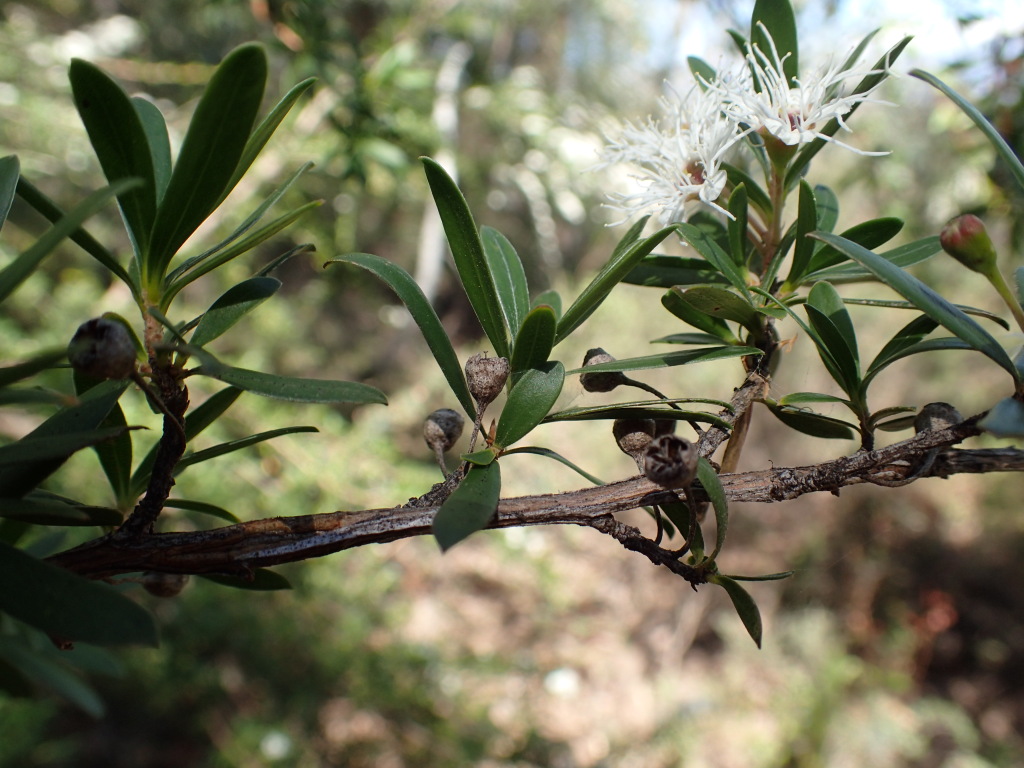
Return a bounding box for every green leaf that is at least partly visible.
[0,639,104,717]
[727,185,749,271]
[147,43,267,283]
[493,361,564,450]
[131,96,171,205]
[654,332,732,346]
[725,570,795,582]
[764,401,856,440]
[807,281,860,373]
[777,391,850,407]
[421,157,510,358]
[555,226,675,344]
[462,448,497,466]
[672,286,765,336]
[0,380,128,498]
[544,404,731,432]
[623,254,731,289]
[0,541,158,646]
[813,185,839,235]
[0,349,66,387]
[687,56,717,86]
[676,222,751,296]
[92,402,133,506]
[752,0,798,85]
[865,315,938,378]
[0,426,135,467]
[805,236,941,284]
[662,288,741,344]
[978,396,1024,437]
[218,77,317,208]
[69,58,157,253]
[327,253,474,417]
[811,232,1018,380]
[0,155,19,233]
[501,446,604,486]
[722,163,772,215]
[509,305,556,378]
[911,69,1024,195]
[175,426,317,473]
[785,181,818,288]
[481,226,530,337]
[566,345,761,375]
[0,497,122,526]
[200,568,292,591]
[709,573,762,647]
[532,289,562,319]
[806,217,904,274]
[432,461,501,551]
[163,498,240,523]
[190,276,281,348]
[194,362,387,405]
[699,457,729,562]
[0,180,138,305]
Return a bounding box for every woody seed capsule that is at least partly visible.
[613,418,656,459]
[67,317,137,380]
[465,352,510,411]
[643,434,698,490]
[580,347,628,393]
[423,408,465,453]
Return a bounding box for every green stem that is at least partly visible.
[988,269,1024,335]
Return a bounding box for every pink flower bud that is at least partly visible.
[940,214,998,275]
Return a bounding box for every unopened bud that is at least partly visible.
[643,434,698,490]
[465,352,509,411]
[424,408,465,453]
[613,418,656,459]
[914,402,961,434]
[67,317,137,380]
[940,214,999,276]
[580,348,627,393]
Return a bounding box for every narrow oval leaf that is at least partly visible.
[175,426,318,473]
[481,226,530,337]
[676,222,750,295]
[0,498,121,527]
[778,392,851,407]
[327,253,474,416]
[461,448,497,466]
[699,457,729,562]
[200,568,292,591]
[752,0,798,85]
[532,289,562,318]
[727,184,749,270]
[865,315,939,379]
[566,345,761,375]
[0,349,66,387]
[131,96,171,204]
[807,217,904,274]
[195,363,387,405]
[69,58,156,252]
[501,446,604,486]
[0,542,158,646]
[725,571,796,582]
[662,288,740,344]
[147,44,267,280]
[421,157,510,358]
[92,402,133,504]
[494,361,564,449]
[624,254,731,289]
[163,498,240,523]
[978,396,1024,437]
[813,184,839,234]
[811,231,1018,380]
[722,163,772,214]
[544,406,731,431]
[805,236,941,284]
[555,226,675,344]
[0,640,104,717]
[785,180,818,287]
[190,276,281,348]
[0,427,136,467]
[709,573,763,648]
[675,286,764,335]
[432,461,501,551]
[0,154,18,233]
[765,402,856,440]
[509,305,556,377]
[807,281,859,370]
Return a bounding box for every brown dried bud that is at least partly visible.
[424,408,465,453]
[613,418,656,458]
[643,434,698,490]
[465,352,510,411]
[580,348,627,393]
[142,571,189,598]
[67,317,137,380]
[914,402,962,434]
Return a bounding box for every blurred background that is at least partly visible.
[1,0,1023,765]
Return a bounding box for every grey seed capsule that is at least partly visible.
[914,402,962,433]
[643,434,698,490]
[580,347,628,393]
[424,408,465,453]
[613,418,656,458]
[465,352,510,410]
[67,317,137,380]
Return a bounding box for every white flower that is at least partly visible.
[716,24,892,155]
[600,84,741,225]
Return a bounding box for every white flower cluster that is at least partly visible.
[601,26,890,226]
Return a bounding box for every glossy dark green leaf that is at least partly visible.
[623,254,731,289]
[567,345,761,376]
[727,184,749,271]
[481,226,530,337]
[813,185,839,234]
[0,426,135,467]
[662,288,740,344]
[806,236,941,284]
[0,349,65,387]
[0,388,68,407]
[808,281,859,368]
[131,97,171,205]
[190,277,281,348]
[510,305,556,378]
[699,457,729,562]
[868,405,916,431]
[812,232,1018,380]
[711,573,762,647]
[0,497,121,526]
[544,405,731,431]
[502,446,604,485]
[806,217,904,274]
[175,426,317,473]
[194,356,387,405]
[725,570,796,582]
[532,289,562,319]
[555,226,675,344]
[764,402,856,440]
[200,568,292,591]
[866,315,938,378]
[912,69,1024,195]
[673,286,764,336]
[687,56,717,86]
[978,396,1024,437]
[147,43,267,281]
[163,498,240,523]
[805,305,860,397]
[494,361,564,449]
[777,391,850,407]
[785,36,912,190]
[92,402,132,505]
[0,541,158,646]
[722,163,772,215]
[840,297,1007,328]
[218,77,317,208]
[327,253,474,416]
[14,177,132,290]
[462,448,497,466]
[751,0,798,85]
[676,222,750,295]
[784,181,818,288]
[421,157,510,359]
[0,380,127,498]
[432,461,501,551]
[0,180,137,305]
[0,155,18,233]
[0,639,104,716]
[69,58,156,253]
[654,332,732,346]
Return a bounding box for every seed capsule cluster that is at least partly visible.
[642,434,698,490]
